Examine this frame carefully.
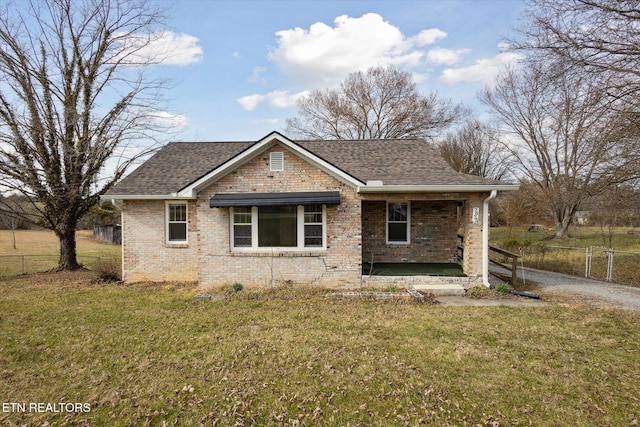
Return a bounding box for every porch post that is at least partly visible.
[482,191,497,287]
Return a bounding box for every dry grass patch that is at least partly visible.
[0,230,121,277]
[1,272,640,426]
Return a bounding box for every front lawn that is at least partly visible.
[1,272,639,426]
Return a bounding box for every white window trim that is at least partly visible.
[165,201,188,244]
[230,205,327,252]
[386,201,410,245]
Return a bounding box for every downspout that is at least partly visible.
[111,199,124,282]
[482,190,497,287]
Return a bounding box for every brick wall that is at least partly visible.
[460,193,487,278]
[121,199,199,282]
[197,144,362,287]
[362,199,459,263]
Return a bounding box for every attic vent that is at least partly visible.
[270,151,284,171]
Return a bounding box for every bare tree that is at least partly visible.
[0,0,175,270]
[517,1,640,94]
[515,0,640,165]
[285,65,467,140]
[438,119,512,180]
[0,195,28,249]
[480,63,631,239]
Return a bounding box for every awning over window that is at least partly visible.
[210,191,341,208]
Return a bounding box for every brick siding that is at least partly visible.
[121,199,199,282]
[196,144,362,287]
[362,200,458,264]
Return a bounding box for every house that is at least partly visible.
[105,132,518,294]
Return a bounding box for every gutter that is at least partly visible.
[100,194,196,202]
[357,184,519,193]
[482,190,497,287]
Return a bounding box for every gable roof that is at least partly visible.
[105,132,516,199]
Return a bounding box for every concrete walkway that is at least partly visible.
[490,264,640,311]
[437,295,547,307]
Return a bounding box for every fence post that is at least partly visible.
[607,248,614,282]
[585,246,590,278]
[21,255,25,275]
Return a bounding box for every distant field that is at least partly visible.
[0,230,121,276]
[490,226,640,286]
[491,226,640,251]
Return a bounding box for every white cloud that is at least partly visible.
[267,13,441,88]
[237,90,309,111]
[150,111,188,127]
[118,31,203,66]
[267,90,309,108]
[440,51,524,85]
[427,47,470,65]
[237,94,266,111]
[410,28,447,46]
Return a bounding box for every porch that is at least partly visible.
[360,262,472,296]
[359,196,487,295]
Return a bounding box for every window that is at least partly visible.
[387,202,410,244]
[233,207,252,247]
[304,204,323,247]
[258,205,297,247]
[166,202,188,243]
[270,151,284,171]
[231,204,326,250]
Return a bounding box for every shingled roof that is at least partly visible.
[106,135,511,197]
[296,139,505,186]
[106,141,254,196]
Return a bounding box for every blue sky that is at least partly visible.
[148,0,527,141]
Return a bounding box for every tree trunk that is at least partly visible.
[58,226,81,271]
[554,206,574,239]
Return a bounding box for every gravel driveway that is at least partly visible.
[490,265,640,311]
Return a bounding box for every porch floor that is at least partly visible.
[362,262,466,277]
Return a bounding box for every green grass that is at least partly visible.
[1,272,640,426]
[491,226,640,286]
[0,230,121,276]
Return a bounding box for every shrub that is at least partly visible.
[232,282,243,292]
[93,257,121,283]
[495,282,511,294]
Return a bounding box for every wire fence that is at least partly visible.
[522,245,640,286]
[0,255,120,278]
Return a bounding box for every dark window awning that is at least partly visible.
[210,191,341,208]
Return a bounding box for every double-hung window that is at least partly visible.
[231,204,326,250]
[232,207,252,247]
[166,202,188,243]
[387,201,410,244]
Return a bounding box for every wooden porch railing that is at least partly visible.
[457,234,520,285]
[489,245,520,285]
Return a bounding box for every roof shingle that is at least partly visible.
[106,137,509,197]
